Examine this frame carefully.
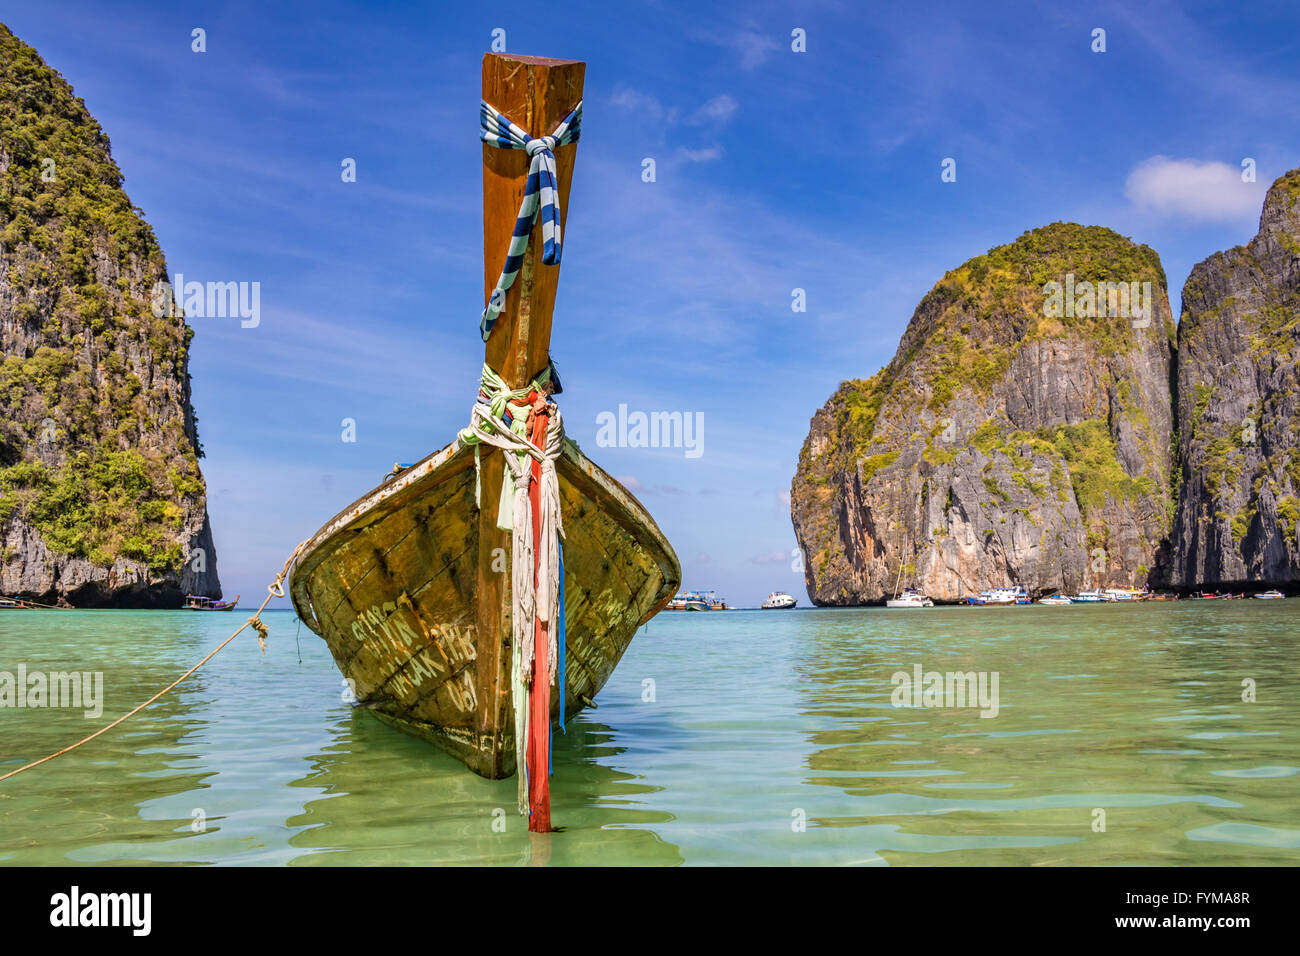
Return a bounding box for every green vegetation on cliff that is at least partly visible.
[966,417,1153,521]
[0,24,205,572]
[793,220,1176,602]
[914,224,1169,404]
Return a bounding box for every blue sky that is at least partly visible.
[4,0,1299,607]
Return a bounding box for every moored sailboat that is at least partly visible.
[885,547,933,607]
[886,588,934,608]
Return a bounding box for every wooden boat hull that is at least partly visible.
[289,436,680,779]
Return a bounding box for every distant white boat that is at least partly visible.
[886,588,934,608]
[1038,594,1072,606]
[1070,589,1104,603]
[761,591,797,610]
[1254,589,1284,600]
[886,547,934,607]
[963,586,1022,605]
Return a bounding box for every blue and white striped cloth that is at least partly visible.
[479,99,583,341]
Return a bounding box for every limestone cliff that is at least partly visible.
[0,24,220,606]
[792,223,1176,604]
[1170,168,1300,587]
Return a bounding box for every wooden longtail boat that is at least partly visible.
[288,55,680,809]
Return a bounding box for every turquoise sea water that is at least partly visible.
[0,602,1297,865]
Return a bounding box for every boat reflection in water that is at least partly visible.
[285,702,683,866]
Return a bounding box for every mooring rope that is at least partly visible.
[0,541,307,784]
[477,98,582,341]
[457,362,554,509]
[456,362,566,814]
[456,367,565,683]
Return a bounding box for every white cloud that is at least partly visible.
[610,88,678,126]
[730,30,780,70]
[610,475,690,496]
[570,152,886,358]
[689,94,738,126]
[1124,156,1265,222]
[679,146,723,163]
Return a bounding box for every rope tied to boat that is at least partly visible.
[457,362,555,510]
[249,616,270,654]
[457,366,566,683]
[478,99,582,341]
[0,542,307,784]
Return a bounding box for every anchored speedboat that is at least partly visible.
[761,591,797,609]
[966,586,1025,605]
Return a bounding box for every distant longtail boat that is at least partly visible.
[184,594,238,611]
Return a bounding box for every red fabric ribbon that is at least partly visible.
[525,392,552,832]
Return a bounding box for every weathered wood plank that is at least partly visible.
[481,53,585,386]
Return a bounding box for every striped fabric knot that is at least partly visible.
[479,99,583,341]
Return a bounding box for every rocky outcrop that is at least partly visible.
[792,223,1175,604]
[0,24,220,606]
[1170,168,1300,587]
